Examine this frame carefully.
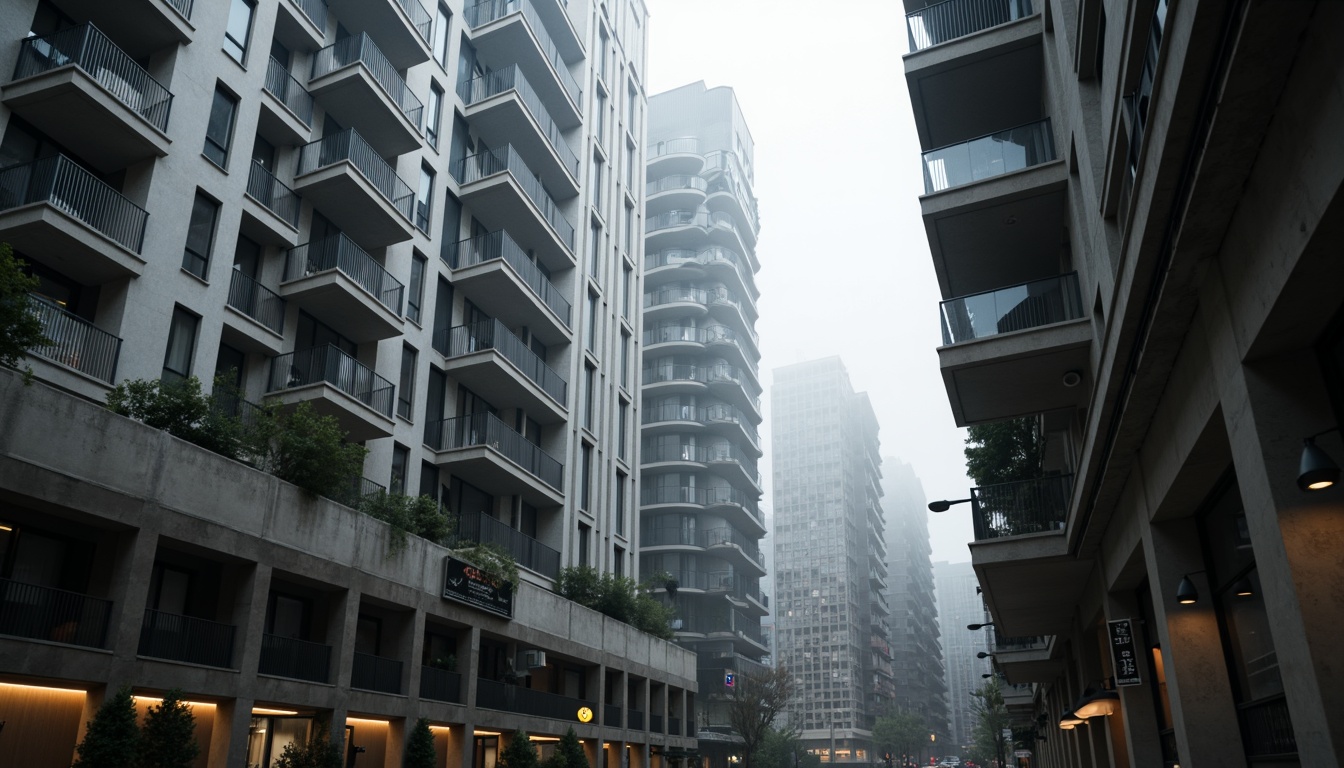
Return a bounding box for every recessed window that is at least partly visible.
[398,344,418,420]
[203,85,239,168]
[182,192,219,279]
[407,253,427,324]
[433,5,451,69]
[223,0,256,63]
[162,307,199,383]
[426,82,444,150]
[416,164,435,233]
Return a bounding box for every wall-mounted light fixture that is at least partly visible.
[1058,713,1085,730]
[1071,686,1120,719]
[1232,576,1254,597]
[1298,426,1340,491]
[1176,571,1206,605]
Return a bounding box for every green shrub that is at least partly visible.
[249,401,368,498]
[405,718,437,768]
[107,376,242,459]
[545,727,589,768]
[556,567,673,638]
[359,493,455,554]
[72,686,140,768]
[556,565,602,606]
[631,593,675,640]
[454,541,520,592]
[499,731,539,768]
[140,689,199,768]
[0,242,47,376]
[272,719,342,768]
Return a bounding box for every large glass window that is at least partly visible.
[398,344,418,420]
[580,443,592,511]
[223,0,256,63]
[426,82,444,150]
[204,85,239,168]
[162,307,199,382]
[433,5,451,68]
[391,444,409,495]
[416,164,435,233]
[182,193,219,278]
[407,253,427,324]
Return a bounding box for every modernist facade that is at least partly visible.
[771,358,889,765]
[931,561,990,753]
[880,459,948,746]
[0,0,699,765]
[905,0,1344,765]
[637,81,767,764]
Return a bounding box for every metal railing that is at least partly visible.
[641,360,762,409]
[246,161,301,228]
[259,633,331,683]
[285,233,405,314]
[650,714,663,733]
[264,56,314,126]
[0,154,149,254]
[646,246,759,301]
[922,117,1055,193]
[649,137,699,157]
[426,412,564,490]
[646,175,707,196]
[138,608,236,668]
[1241,695,1297,756]
[457,65,579,180]
[311,33,423,130]
[940,272,1083,344]
[477,678,595,721]
[464,0,582,109]
[453,144,575,249]
[641,323,756,362]
[396,0,434,42]
[352,651,403,694]
[906,0,1034,51]
[296,128,416,222]
[455,510,560,578]
[420,666,462,703]
[0,578,111,648]
[640,401,761,444]
[669,717,681,736]
[289,0,328,29]
[166,0,194,20]
[26,296,122,383]
[628,709,644,731]
[267,345,396,419]
[227,270,286,334]
[14,23,174,132]
[433,319,567,404]
[703,526,764,568]
[446,230,572,326]
[970,474,1073,539]
[604,704,622,727]
[330,476,387,507]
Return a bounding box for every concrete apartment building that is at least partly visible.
[771,358,890,765]
[905,0,1344,765]
[931,561,989,755]
[0,0,701,766]
[880,459,948,747]
[637,81,767,768]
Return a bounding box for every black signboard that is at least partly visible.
[442,556,514,619]
[1107,618,1141,686]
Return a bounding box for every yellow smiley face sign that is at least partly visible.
[577,707,594,723]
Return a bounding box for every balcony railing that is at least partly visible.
[311,33,424,130]
[646,246,759,300]
[464,0,582,109]
[0,154,149,254]
[906,0,1035,51]
[446,230,572,326]
[703,526,765,569]
[649,137,699,157]
[166,0,194,20]
[259,633,331,683]
[420,666,462,703]
[352,651,403,694]
[922,118,1055,193]
[458,65,579,180]
[646,175,708,196]
[427,412,564,491]
[26,296,122,383]
[14,23,174,132]
[650,714,663,733]
[628,709,644,731]
[286,233,405,314]
[604,704,621,727]
[0,578,111,648]
[396,0,434,42]
[264,56,314,127]
[669,717,681,736]
[296,129,416,222]
[641,401,760,445]
[138,608,236,668]
[267,345,396,419]
[453,145,575,249]
[477,678,595,721]
[455,510,560,578]
[289,0,327,28]
[246,161,301,228]
[970,474,1073,539]
[226,270,286,334]
[940,272,1083,345]
[642,324,756,362]
[1241,695,1297,757]
[433,319,567,404]
[640,487,762,526]
[330,476,388,508]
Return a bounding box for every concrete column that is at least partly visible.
[462,625,482,706]
[234,562,272,678]
[1104,592,1160,768]
[107,524,160,666]
[407,608,428,699]
[330,587,359,692]
[208,697,255,768]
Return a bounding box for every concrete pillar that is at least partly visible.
[407,607,428,699]
[1103,592,1160,768]
[330,587,359,692]
[208,697,255,768]
[386,717,407,768]
[107,524,160,666]
[234,562,272,679]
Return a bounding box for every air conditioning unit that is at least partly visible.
[522,649,547,669]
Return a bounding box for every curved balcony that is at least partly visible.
[703,362,763,415]
[327,0,433,70]
[640,362,708,400]
[639,525,765,576]
[427,412,564,506]
[309,34,424,157]
[922,118,1055,194]
[294,129,415,247]
[647,137,702,176]
[265,345,396,442]
[447,230,572,344]
[433,318,568,422]
[459,65,580,192]
[466,0,582,125]
[706,443,763,493]
[282,234,405,343]
[641,401,760,456]
[453,144,575,265]
[640,442,711,472]
[645,247,759,310]
[643,286,711,320]
[645,210,753,263]
[645,174,708,213]
[702,151,760,236]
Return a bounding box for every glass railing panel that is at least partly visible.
[453,145,574,248]
[311,33,423,129]
[266,345,396,419]
[0,154,149,253]
[969,474,1073,540]
[464,0,582,109]
[906,0,1035,51]
[458,66,579,180]
[646,175,707,196]
[922,118,1055,193]
[26,296,122,383]
[246,161,301,227]
[286,233,405,314]
[227,270,286,334]
[296,129,416,222]
[939,273,1083,344]
[445,231,572,326]
[649,137,698,157]
[433,318,567,403]
[426,413,563,490]
[264,56,314,127]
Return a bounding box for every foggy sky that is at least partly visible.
[642,0,976,564]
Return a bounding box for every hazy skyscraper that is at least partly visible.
[934,561,991,750]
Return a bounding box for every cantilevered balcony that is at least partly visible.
[5,24,172,172]
[703,526,767,576]
[938,273,1089,425]
[0,154,148,282]
[0,578,111,649]
[990,633,1060,684]
[645,210,750,259]
[281,234,404,342]
[459,65,580,193]
[645,247,759,310]
[906,0,1035,51]
[309,34,424,157]
[646,174,708,214]
[53,0,193,58]
[260,56,314,145]
[971,475,1072,539]
[456,509,561,578]
[26,296,121,385]
[640,485,764,537]
[224,270,287,351]
[426,412,564,506]
[266,345,396,442]
[327,0,433,70]
[242,161,301,245]
[433,318,568,422]
[276,0,327,51]
[453,144,575,264]
[648,138,703,176]
[294,129,415,247]
[446,231,572,345]
[922,118,1055,193]
[466,0,583,125]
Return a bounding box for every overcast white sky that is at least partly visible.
[641,0,977,564]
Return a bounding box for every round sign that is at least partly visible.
[577,706,593,723]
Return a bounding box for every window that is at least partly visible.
[617,401,628,460]
[433,4,451,69]
[623,203,634,253]
[598,29,609,81]
[590,152,604,209]
[622,263,632,318]
[620,331,630,389]
[584,363,596,430]
[589,222,602,278]
[162,307,199,382]
[578,523,591,567]
[624,141,635,188]
[407,253,427,324]
[615,471,626,535]
[627,82,638,127]
[204,85,239,168]
[426,82,444,149]
[416,164,435,232]
[391,444,409,495]
[223,0,256,63]
[613,545,624,577]
[398,344,417,420]
[594,90,606,148]
[580,444,593,511]
[586,291,599,352]
[182,192,219,278]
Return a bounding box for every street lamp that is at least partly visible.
[967,623,994,631]
[928,498,973,513]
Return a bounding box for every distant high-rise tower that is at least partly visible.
[934,561,991,749]
[638,81,766,768]
[883,458,949,741]
[773,357,889,764]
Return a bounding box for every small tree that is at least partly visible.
[0,242,47,376]
[249,401,369,497]
[72,686,140,768]
[728,665,796,768]
[964,417,1042,487]
[360,493,455,555]
[968,677,1009,768]
[754,726,817,768]
[139,689,199,768]
[873,711,927,766]
[499,731,540,768]
[405,718,437,768]
[272,720,342,768]
[556,565,602,605]
[454,541,521,592]
[545,727,588,768]
[107,376,242,459]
